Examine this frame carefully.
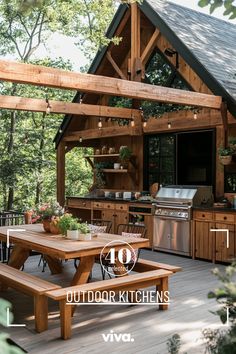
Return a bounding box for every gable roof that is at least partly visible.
[54,0,236,147]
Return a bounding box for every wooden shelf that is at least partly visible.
[101,169,128,173]
[84,154,119,158]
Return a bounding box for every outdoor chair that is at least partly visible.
[100,223,147,280]
[0,211,25,263]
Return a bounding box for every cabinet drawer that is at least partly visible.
[92,201,105,209]
[67,199,91,209]
[215,213,235,223]
[194,211,213,221]
[104,203,115,210]
[115,204,128,212]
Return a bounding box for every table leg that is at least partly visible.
[71,255,95,285]
[71,255,95,316]
[44,255,63,274]
[8,246,30,269]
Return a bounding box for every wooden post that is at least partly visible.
[216,125,225,198]
[130,3,141,81]
[57,141,65,207]
[220,101,228,147]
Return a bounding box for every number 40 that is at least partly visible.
[105,247,132,264]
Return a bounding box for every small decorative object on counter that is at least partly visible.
[101,145,108,154]
[95,149,100,155]
[218,147,233,165]
[114,163,120,170]
[108,147,115,154]
[134,192,141,200]
[78,223,91,241]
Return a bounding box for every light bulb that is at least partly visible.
[193,111,198,120]
[79,136,83,143]
[167,121,171,129]
[143,120,147,128]
[131,119,135,127]
[46,105,51,114]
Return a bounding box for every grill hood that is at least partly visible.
[155,185,213,207]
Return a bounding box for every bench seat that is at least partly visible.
[0,263,61,332]
[46,269,172,339]
[133,258,182,273]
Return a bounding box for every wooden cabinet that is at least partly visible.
[215,223,235,262]
[194,221,214,260]
[99,203,128,233]
[193,210,236,263]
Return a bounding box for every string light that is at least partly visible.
[98,118,102,129]
[130,109,135,127]
[167,121,171,129]
[193,110,198,120]
[79,136,83,143]
[45,97,51,114]
[143,120,147,128]
[79,93,83,104]
[59,129,63,133]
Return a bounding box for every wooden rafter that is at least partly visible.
[106,51,127,80]
[0,94,140,119]
[141,28,160,66]
[63,125,142,141]
[0,59,222,109]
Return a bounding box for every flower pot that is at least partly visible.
[42,219,51,232]
[24,212,32,225]
[78,233,92,241]
[50,223,60,235]
[114,163,120,170]
[220,155,232,165]
[67,230,79,240]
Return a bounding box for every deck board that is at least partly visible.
[1,250,225,354]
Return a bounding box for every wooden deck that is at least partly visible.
[1,250,225,354]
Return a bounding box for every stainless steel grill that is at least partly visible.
[152,185,213,256]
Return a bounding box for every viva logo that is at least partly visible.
[102,330,134,343]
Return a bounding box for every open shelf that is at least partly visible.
[84,154,119,158]
[101,169,128,173]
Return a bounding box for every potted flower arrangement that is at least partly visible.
[67,220,80,240]
[50,216,61,235]
[78,223,91,241]
[57,213,74,236]
[218,147,233,165]
[119,146,132,169]
[38,201,64,232]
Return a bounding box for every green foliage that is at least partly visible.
[198,0,236,19]
[218,147,233,156]
[58,213,75,235]
[68,220,79,231]
[0,298,24,354]
[78,222,90,234]
[166,334,182,354]
[119,146,132,162]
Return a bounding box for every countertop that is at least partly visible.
[66,196,154,205]
[193,206,236,213]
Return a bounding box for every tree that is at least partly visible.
[198,0,236,19]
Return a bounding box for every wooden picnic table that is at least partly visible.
[0,224,149,286]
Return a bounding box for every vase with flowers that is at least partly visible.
[38,201,64,232]
[50,216,61,234]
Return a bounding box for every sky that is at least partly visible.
[32,0,236,71]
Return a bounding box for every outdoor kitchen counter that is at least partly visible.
[192,208,236,263]
[66,196,154,246]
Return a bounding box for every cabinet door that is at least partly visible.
[215,223,235,262]
[102,210,115,233]
[144,215,153,247]
[114,211,128,234]
[195,221,214,260]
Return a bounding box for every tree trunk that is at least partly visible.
[7,109,16,210]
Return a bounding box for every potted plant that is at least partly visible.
[78,223,91,241]
[50,216,61,235]
[119,146,132,168]
[218,147,233,165]
[38,201,64,232]
[58,213,74,236]
[67,220,79,240]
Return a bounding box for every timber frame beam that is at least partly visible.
[0,94,140,119]
[0,59,222,109]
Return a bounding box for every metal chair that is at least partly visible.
[0,211,24,263]
[74,219,113,269]
[100,223,147,280]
